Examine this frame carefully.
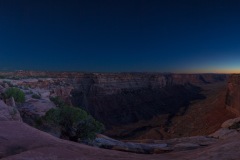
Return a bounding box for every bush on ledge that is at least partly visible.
[44,106,104,141]
[4,87,25,103]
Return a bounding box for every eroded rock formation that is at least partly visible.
[226,74,240,115]
[0,100,22,121]
[0,73,228,129]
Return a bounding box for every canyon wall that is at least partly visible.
[1,72,227,128]
[226,74,240,115]
[67,73,226,128]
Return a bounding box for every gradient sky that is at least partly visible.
[0,0,240,73]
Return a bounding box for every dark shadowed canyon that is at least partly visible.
[0,72,232,138]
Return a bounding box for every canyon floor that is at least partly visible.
[106,82,235,140]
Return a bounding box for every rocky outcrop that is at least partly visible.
[221,117,240,128]
[92,134,217,154]
[209,117,240,139]
[90,134,171,154]
[226,74,240,115]
[18,98,55,125]
[1,119,240,160]
[69,73,227,127]
[0,121,163,160]
[0,100,22,121]
[5,97,16,107]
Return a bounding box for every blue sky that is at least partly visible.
[0,0,240,73]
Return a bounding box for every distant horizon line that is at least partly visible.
[0,69,239,74]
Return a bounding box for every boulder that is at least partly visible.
[210,128,239,139]
[221,117,240,129]
[0,100,22,121]
[6,97,16,107]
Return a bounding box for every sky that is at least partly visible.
[0,0,240,73]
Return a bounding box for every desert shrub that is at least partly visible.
[4,87,25,103]
[50,96,65,107]
[32,94,41,99]
[74,116,105,140]
[44,106,104,141]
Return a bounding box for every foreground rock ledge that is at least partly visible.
[1,121,240,160]
[0,121,177,160]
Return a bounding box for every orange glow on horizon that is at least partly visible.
[176,68,240,74]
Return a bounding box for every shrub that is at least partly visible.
[44,106,104,141]
[74,116,105,140]
[50,96,65,107]
[32,94,41,99]
[4,87,25,103]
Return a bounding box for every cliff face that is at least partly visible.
[226,74,240,115]
[1,72,232,140]
[69,73,227,127]
[2,72,227,128]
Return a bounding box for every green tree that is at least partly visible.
[4,87,25,103]
[44,106,104,141]
[74,116,105,140]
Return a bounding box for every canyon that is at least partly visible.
[1,72,240,159]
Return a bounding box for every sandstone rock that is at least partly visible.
[3,82,9,88]
[226,75,240,115]
[174,143,200,151]
[40,90,51,98]
[21,99,55,116]
[154,136,218,146]
[92,135,219,154]
[0,100,22,121]
[0,121,180,160]
[2,121,240,160]
[221,117,240,128]
[18,98,55,125]
[0,85,5,93]
[92,135,171,154]
[5,97,16,107]
[51,86,73,99]
[184,134,240,160]
[209,128,239,139]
